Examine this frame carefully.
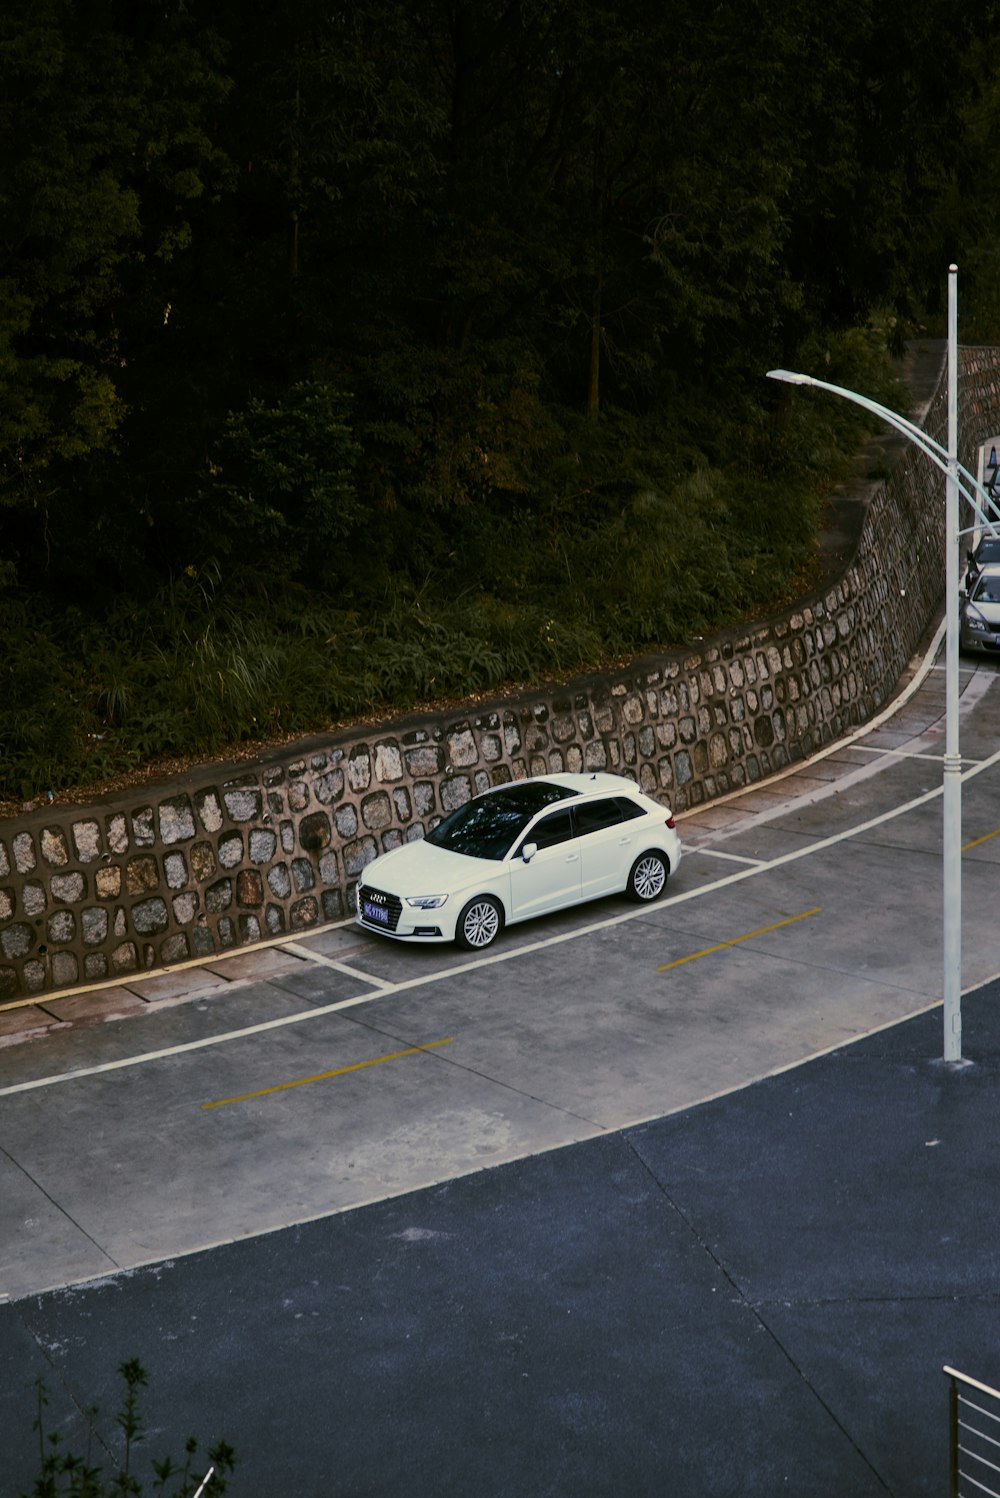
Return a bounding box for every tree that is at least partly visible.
[195,380,363,586]
[0,0,231,584]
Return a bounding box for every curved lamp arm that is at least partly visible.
[767,368,1000,537]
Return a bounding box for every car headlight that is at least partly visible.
[405,894,449,909]
[967,613,989,632]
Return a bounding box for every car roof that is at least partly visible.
[513,772,642,802]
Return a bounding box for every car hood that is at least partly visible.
[359,839,499,895]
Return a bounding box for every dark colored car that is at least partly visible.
[964,533,1000,593]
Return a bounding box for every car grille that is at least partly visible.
[358,882,403,932]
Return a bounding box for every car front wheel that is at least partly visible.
[627,851,668,903]
[456,895,503,950]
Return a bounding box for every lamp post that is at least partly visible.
[768,267,997,1064]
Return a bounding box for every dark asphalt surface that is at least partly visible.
[5,978,1000,1497]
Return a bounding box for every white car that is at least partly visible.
[355,771,682,950]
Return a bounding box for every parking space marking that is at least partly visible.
[851,745,970,764]
[6,741,1000,1101]
[963,826,1000,852]
[693,848,765,866]
[655,907,822,972]
[279,941,393,990]
[201,1036,454,1110]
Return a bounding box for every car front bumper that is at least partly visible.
[960,625,1000,652]
[355,882,453,941]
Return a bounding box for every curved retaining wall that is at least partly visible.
[3,347,1000,1003]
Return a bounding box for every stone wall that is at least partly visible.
[3,346,999,1003]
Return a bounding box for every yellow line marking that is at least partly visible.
[964,827,1000,852]
[656,908,822,972]
[201,1037,454,1110]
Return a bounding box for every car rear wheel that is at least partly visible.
[456,896,503,950]
[627,850,668,903]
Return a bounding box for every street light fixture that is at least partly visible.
[768,268,1000,1063]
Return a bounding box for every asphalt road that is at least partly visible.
[4,617,1000,1496]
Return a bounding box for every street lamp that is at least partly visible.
[768,267,999,1064]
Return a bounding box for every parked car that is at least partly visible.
[355,771,682,950]
[959,563,1000,653]
[963,532,1000,593]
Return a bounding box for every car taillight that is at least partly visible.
[665,815,676,829]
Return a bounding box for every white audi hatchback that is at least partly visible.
[355,771,682,950]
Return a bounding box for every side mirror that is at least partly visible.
[521,842,538,863]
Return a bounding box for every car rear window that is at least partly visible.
[574,798,627,836]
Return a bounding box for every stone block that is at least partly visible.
[250,828,278,863]
[51,872,86,903]
[133,897,169,934]
[441,775,472,811]
[195,790,224,832]
[127,857,159,895]
[298,813,330,853]
[40,827,69,866]
[159,798,196,844]
[314,768,345,804]
[22,882,46,916]
[224,786,263,822]
[374,742,403,781]
[13,833,35,874]
[335,804,358,838]
[361,792,392,831]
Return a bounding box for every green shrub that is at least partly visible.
[23,1358,235,1497]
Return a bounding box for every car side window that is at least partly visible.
[573,798,626,837]
[520,808,574,852]
[612,796,646,821]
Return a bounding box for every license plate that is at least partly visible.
[363,899,389,926]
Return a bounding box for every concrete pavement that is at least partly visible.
[4,614,1000,1495]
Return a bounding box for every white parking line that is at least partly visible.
[278,941,393,990]
[693,849,765,866]
[7,740,1000,1100]
[849,745,974,765]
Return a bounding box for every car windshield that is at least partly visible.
[426,783,575,860]
[972,574,1000,605]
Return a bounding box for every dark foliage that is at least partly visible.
[1,0,998,800]
[23,1357,235,1496]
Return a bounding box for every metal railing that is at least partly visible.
[945,1366,1000,1497]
